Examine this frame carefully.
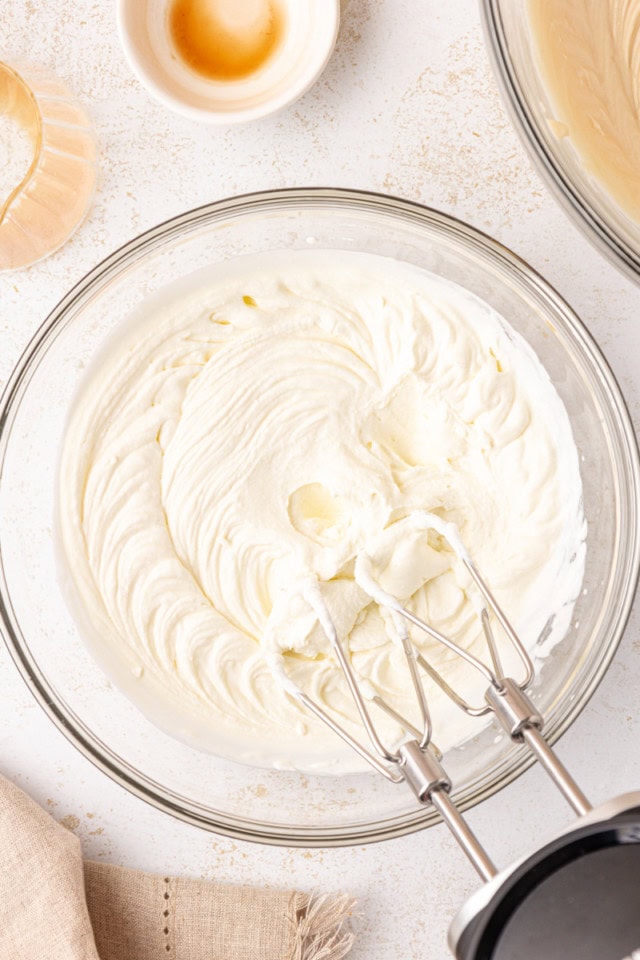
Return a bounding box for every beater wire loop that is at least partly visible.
[263,513,590,878]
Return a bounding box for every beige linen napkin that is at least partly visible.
[0,775,354,960]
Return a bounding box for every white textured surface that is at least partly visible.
[0,1,639,957]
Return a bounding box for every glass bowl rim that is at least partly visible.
[0,186,638,846]
[479,0,640,284]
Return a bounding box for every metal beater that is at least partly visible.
[272,514,640,959]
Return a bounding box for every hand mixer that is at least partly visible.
[271,514,640,960]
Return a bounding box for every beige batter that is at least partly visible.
[528,0,640,222]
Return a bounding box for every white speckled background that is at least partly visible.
[1,1,639,957]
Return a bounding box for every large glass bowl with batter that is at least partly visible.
[481,0,640,282]
[0,188,638,845]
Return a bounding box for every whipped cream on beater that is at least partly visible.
[58,250,585,772]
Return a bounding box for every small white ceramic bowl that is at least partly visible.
[116,0,340,124]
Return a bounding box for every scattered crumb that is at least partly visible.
[60,814,80,831]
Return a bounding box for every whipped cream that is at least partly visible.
[58,251,585,772]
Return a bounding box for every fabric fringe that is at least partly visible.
[290,893,356,960]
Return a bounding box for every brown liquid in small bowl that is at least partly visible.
[168,0,286,82]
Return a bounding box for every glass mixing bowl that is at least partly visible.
[481,0,640,282]
[0,188,638,845]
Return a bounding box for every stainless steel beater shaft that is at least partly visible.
[394,550,593,816]
[295,665,498,879]
[399,740,497,880]
[521,727,591,816]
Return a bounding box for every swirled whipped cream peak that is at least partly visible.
[58,250,586,772]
